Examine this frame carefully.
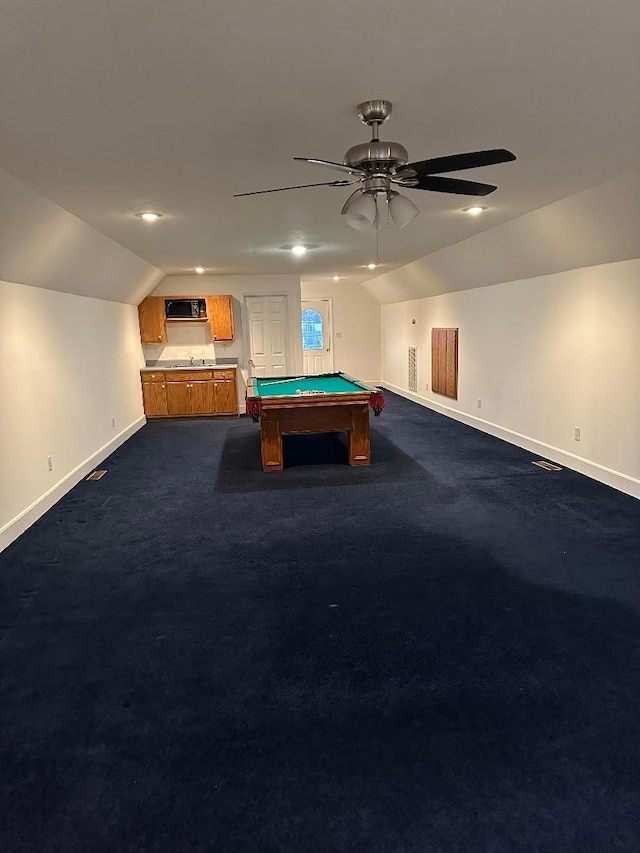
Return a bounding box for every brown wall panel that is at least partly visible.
[432,328,458,399]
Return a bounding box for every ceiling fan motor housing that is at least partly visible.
[346,100,408,187]
[344,140,409,174]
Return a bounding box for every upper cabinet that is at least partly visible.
[206,295,235,341]
[138,297,166,344]
[207,296,233,341]
[138,295,235,344]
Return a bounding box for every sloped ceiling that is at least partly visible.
[0,167,162,304]
[363,170,640,304]
[0,0,638,293]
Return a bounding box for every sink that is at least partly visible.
[169,362,212,368]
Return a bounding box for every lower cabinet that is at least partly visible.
[141,372,169,416]
[166,377,214,415]
[141,369,238,418]
[212,370,237,414]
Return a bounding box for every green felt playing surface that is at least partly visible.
[253,373,373,397]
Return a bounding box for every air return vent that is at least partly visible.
[408,347,417,392]
[532,460,563,471]
[86,470,107,481]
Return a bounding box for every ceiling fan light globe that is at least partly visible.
[389,193,420,229]
[346,212,374,231]
[345,192,377,230]
[341,189,363,215]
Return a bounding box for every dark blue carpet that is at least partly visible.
[2,393,640,852]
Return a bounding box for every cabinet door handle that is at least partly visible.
[162,384,165,389]
[157,335,162,340]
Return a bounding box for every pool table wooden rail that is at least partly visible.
[246,376,383,471]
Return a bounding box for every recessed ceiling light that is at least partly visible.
[194,266,205,274]
[463,205,487,216]
[291,245,307,256]
[332,275,340,281]
[367,262,377,270]
[135,211,163,222]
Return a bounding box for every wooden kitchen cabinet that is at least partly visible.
[213,369,238,414]
[166,371,215,416]
[138,297,166,344]
[138,294,234,344]
[142,369,238,418]
[141,372,168,416]
[206,295,235,341]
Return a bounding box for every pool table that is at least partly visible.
[246,372,385,471]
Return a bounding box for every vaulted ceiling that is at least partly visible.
[1,0,638,290]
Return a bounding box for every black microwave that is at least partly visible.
[165,299,205,319]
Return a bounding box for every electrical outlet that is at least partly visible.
[574,426,581,441]
[335,331,342,339]
[111,417,116,428]
[477,398,482,409]
[47,455,53,472]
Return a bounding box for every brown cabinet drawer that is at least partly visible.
[165,370,213,381]
[213,369,236,380]
[141,371,165,382]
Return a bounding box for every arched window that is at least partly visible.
[301,308,323,350]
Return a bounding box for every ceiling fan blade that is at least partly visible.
[233,179,355,197]
[294,157,366,176]
[411,175,498,196]
[400,149,516,177]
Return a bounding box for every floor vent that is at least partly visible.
[408,346,417,392]
[86,470,107,481]
[532,460,563,471]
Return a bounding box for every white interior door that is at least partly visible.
[244,294,290,378]
[302,299,334,375]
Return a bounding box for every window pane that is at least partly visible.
[301,308,323,350]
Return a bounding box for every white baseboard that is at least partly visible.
[0,416,147,554]
[381,383,640,501]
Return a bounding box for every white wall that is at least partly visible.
[382,259,640,497]
[0,280,147,551]
[145,274,303,400]
[301,280,381,383]
[0,168,164,551]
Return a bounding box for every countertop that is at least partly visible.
[141,359,238,372]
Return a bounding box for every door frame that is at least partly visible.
[302,297,334,374]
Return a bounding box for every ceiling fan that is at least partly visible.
[234,99,516,230]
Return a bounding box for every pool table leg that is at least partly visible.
[348,404,371,466]
[260,417,283,471]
